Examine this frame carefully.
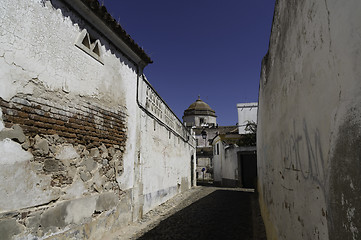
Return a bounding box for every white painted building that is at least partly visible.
[0,0,196,239]
[237,102,258,134]
[212,134,257,188]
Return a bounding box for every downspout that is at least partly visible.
[131,63,146,222]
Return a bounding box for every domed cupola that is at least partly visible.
[183,96,217,127]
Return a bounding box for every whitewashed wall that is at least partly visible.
[258,1,361,240]
[212,137,224,184]
[222,147,239,181]
[212,138,238,186]
[0,0,195,239]
[138,76,196,213]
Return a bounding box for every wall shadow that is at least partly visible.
[137,190,266,240]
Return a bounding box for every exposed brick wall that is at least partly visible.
[0,95,127,149]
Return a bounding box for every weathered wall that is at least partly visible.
[0,0,195,239]
[258,1,361,239]
[137,77,196,213]
[140,114,194,212]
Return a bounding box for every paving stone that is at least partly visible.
[107,186,266,240]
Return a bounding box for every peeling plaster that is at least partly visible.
[0,139,60,212]
[0,109,4,131]
[0,138,31,164]
[65,196,97,224]
[65,180,87,199]
[0,0,195,238]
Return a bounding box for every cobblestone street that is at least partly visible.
[107,186,266,240]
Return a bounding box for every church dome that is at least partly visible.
[184,97,216,117]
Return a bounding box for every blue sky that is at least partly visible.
[101,0,275,126]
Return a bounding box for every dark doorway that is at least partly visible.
[191,155,194,186]
[239,152,257,189]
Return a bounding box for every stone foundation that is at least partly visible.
[0,93,129,239]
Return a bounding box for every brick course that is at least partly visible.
[0,96,127,148]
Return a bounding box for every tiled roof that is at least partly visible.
[80,0,152,64]
[217,126,238,134]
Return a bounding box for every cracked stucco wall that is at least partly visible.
[0,0,195,239]
[258,1,361,239]
[0,0,136,238]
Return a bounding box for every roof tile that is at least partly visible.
[79,0,153,64]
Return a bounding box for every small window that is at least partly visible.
[75,29,103,64]
[82,34,91,48]
[199,118,204,125]
[92,42,100,56]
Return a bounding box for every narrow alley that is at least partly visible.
[108,186,266,240]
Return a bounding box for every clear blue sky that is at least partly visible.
[101,1,276,126]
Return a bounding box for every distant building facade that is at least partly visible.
[211,102,258,188]
[183,96,217,128]
[183,97,238,182]
[237,102,258,134]
[212,134,257,188]
[183,97,217,181]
